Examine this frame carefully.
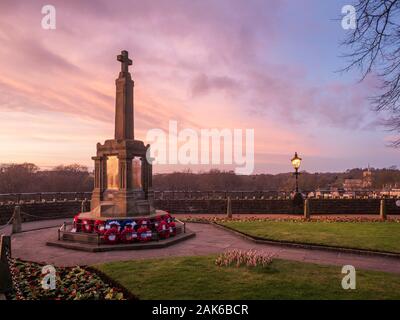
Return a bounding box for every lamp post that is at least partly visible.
[291,152,302,194]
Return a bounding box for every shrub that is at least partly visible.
[215,249,274,268]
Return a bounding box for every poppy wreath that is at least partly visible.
[163,214,173,224]
[137,220,152,242]
[119,221,138,244]
[81,219,94,233]
[94,220,106,234]
[105,220,122,232]
[103,220,122,244]
[156,220,170,239]
[138,219,150,228]
[73,215,81,232]
[153,216,162,229]
[123,220,137,230]
[103,227,120,244]
[168,221,177,237]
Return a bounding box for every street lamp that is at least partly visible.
[291,152,302,193]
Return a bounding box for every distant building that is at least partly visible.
[315,189,330,198]
[343,167,373,191]
[343,179,363,191]
[381,188,400,197]
[330,187,344,198]
[314,188,343,199]
[343,191,358,199]
[362,167,373,188]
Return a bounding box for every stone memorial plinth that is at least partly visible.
[48,50,193,251]
[90,50,155,218]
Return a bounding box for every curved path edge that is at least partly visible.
[211,222,400,260]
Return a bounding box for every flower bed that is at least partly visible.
[181,216,400,224]
[6,258,134,300]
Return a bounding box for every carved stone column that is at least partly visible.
[115,51,134,140]
[147,160,154,210]
[141,157,148,197]
[118,156,132,190]
[101,156,107,191]
[148,161,153,189]
[94,157,101,189]
[91,156,103,210]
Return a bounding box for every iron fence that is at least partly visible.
[0,190,399,203]
[0,192,91,204]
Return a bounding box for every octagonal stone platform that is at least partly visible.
[47,230,195,252]
[46,213,195,252]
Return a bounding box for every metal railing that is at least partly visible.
[0,190,399,204]
[58,219,185,246]
[153,190,398,200]
[0,192,91,203]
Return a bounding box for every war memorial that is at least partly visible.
[1,1,400,308]
[45,51,194,250]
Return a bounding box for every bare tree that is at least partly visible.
[342,0,400,145]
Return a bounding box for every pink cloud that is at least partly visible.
[0,0,394,173]
[191,74,240,97]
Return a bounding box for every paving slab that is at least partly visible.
[5,219,400,274]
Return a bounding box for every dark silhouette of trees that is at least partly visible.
[342,0,400,146]
[153,168,400,191]
[0,163,39,193]
[1,164,400,193]
[0,163,93,193]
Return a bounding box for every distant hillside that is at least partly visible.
[152,168,400,191]
[1,163,400,193]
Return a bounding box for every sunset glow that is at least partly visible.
[0,0,398,173]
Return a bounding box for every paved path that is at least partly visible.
[5,218,400,274]
[174,213,400,220]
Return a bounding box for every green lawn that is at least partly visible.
[94,255,400,300]
[221,221,400,253]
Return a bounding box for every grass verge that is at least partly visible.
[94,255,400,300]
[220,220,400,253]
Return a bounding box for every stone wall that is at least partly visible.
[1,198,399,225]
[154,198,400,215]
[154,199,303,214]
[308,199,381,215]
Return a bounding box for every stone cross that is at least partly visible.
[117,50,132,73]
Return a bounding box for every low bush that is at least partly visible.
[215,249,274,268]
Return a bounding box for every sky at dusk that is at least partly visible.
[0,0,399,174]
